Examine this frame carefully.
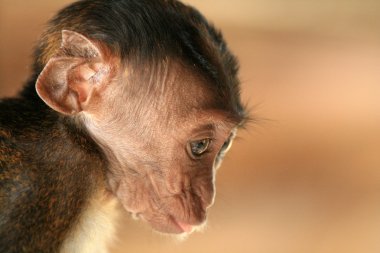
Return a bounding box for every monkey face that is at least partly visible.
[36,30,243,235]
[80,61,240,234]
[93,70,238,235]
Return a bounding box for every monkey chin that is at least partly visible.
[173,222,208,242]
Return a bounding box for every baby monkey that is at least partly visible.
[0,0,247,252]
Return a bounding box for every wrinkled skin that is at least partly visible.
[84,60,237,234]
[36,30,240,235]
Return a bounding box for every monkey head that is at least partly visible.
[34,0,247,235]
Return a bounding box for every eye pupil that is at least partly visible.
[190,139,210,156]
[221,139,230,151]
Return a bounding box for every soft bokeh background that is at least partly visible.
[1,1,380,252]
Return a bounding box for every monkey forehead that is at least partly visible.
[116,58,244,131]
[98,59,240,134]
[124,59,217,106]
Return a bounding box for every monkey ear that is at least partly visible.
[36,30,110,115]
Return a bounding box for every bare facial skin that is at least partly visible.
[82,52,239,234]
[36,31,239,235]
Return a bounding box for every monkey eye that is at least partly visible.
[219,131,236,155]
[221,135,233,153]
[189,138,211,157]
[221,138,232,152]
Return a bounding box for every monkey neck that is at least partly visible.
[60,189,120,253]
[78,115,127,166]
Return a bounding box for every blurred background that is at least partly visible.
[1,1,380,252]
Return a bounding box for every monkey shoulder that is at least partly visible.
[0,98,105,252]
[0,98,50,197]
[0,124,35,206]
[0,133,37,252]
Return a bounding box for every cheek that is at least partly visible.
[165,167,189,194]
[193,168,216,208]
[109,168,169,214]
[111,176,152,214]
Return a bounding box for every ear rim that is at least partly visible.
[35,30,107,115]
[36,56,84,115]
[61,30,101,58]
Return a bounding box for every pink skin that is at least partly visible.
[36,30,239,235]
[176,221,194,233]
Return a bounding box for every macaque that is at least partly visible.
[0,0,247,252]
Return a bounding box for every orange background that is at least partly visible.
[1,1,380,253]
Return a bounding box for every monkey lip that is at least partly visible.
[139,213,196,234]
[171,218,194,233]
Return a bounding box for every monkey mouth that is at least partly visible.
[170,216,195,233]
[135,212,198,234]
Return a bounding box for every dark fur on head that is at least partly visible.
[23,0,247,123]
